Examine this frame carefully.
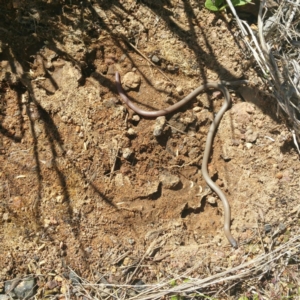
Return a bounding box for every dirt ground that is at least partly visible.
[0,0,300,298]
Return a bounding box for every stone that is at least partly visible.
[122,72,141,89]
[127,128,136,136]
[206,196,217,204]
[176,86,184,96]
[122,148,133,160]
[5,277,36,299]
[153,116,166,137]
[245,130,258,143]
[132,115,140,122]
[159,172,181,189]
[193,106,201,112]
[151,55,160,63]
[264,224,272,233]
[245,143,253,149]
[69,270,81,285]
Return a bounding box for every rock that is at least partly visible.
[167,64,177,72]
[2,213,10,222]
[128,238,135,245]
[122,148,133,160]
[159,172,181,189]
[69,270,81,285]
[127,128,136,137]
[193,106,201,112]
[122,72,141,89]
[245,142,253,149]
[143,180,160,196]
[264,224,272,233]
[132,115,140,122]
[134,280,146,291]
[151,55,160,63]
[176,86,184,96]
[45,280,58,290]
[107,65,116,75]
[153,116,167,136]
[5,277,36,299]
[245,130,258,143]
[206,196,217,204]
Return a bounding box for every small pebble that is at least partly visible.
[245,130,258,143]
[275,172,283,179]
[245,143,253,149]
[127,128,136,136]
[151,55,160,64]
[264,224,272,233]
[176,86,184,96]
[128,238,135,245]
[193,106,201,112]
[123,72,141,89]
[167,65,176,72]
[159,172,181,189]
[132,115,140,122]
[107,65,116,75]
[206,196,217,204]
[122,148,133,160]
[153,116,166,137]
[69,270,81,285]
[61,115,68,123]
[2,212,10,221]
[119,54,126,62]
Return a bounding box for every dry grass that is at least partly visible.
[62,232,300,300]
[227,0,300,147]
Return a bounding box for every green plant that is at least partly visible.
[205,0,251,11]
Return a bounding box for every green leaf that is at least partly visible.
[205,0,227,11]
[232,0,252,6]
[205,0,220,11]
[170,279,177,287]
[253,294,259,300]
[205,0,251,11]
